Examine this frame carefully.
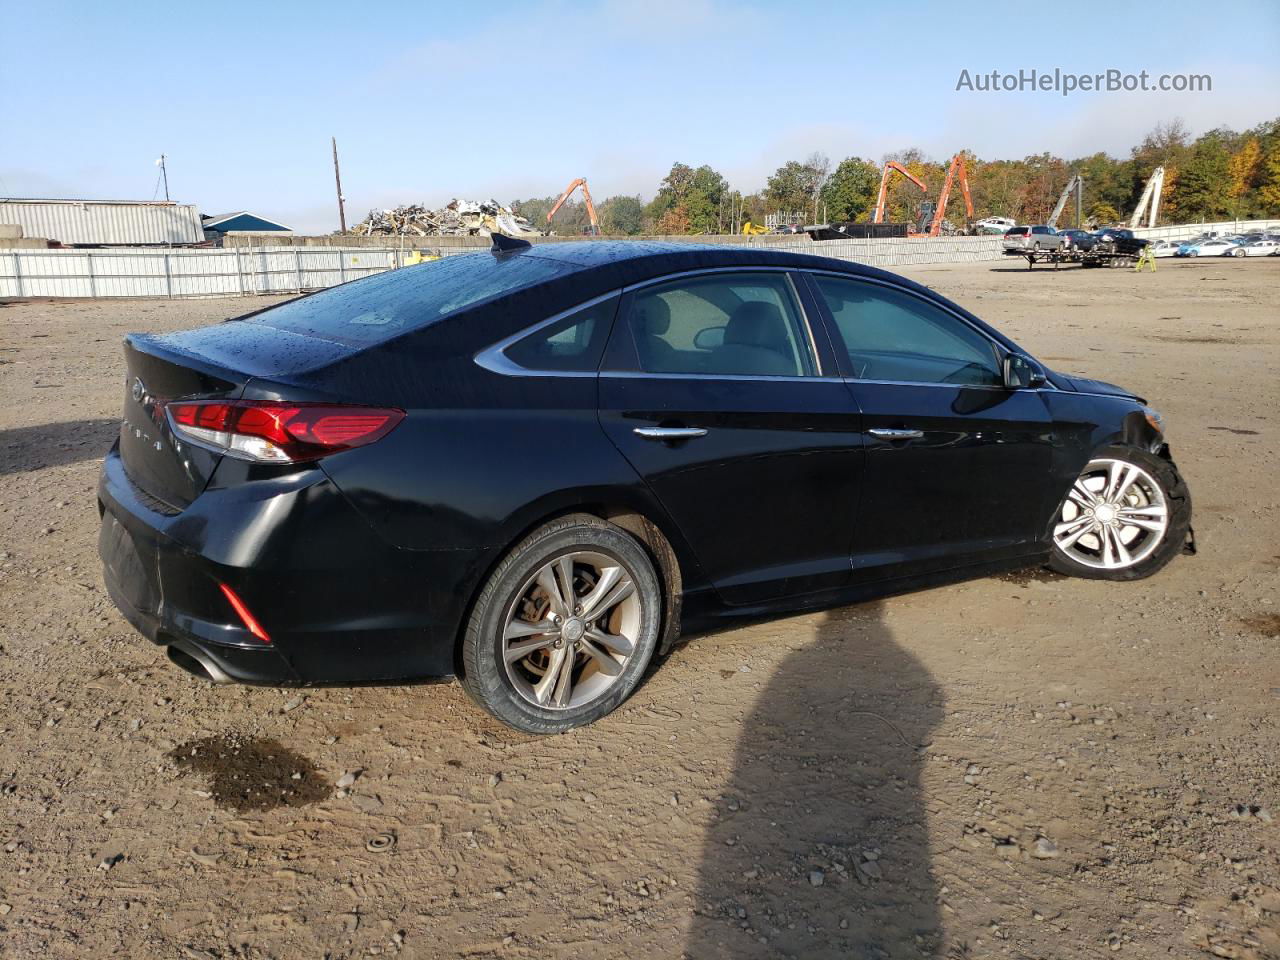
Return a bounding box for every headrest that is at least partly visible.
[635,297,671,337]
[725,300,788,351]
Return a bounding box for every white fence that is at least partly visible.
[2,221,1273,300]
[0,245,476,299]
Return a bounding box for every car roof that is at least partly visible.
[506,239,883,280]
[471,240,926,302]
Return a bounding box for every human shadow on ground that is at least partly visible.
[684,601,946,959]
[0,419,117,477]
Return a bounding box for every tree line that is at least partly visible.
[514,117,1280,235]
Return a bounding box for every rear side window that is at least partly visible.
[503,296,618,372]
[813,275,1002,386]
[246,253,575,347]
[622,272,816,377]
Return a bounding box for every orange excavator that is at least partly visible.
[872,161,928,224]
[919,154,973,237]
[546,177,600,236]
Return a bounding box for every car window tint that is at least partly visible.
[249,253,576,347]
[814,276,1002,386]
[627,273,815,377]
[504,296,617,372]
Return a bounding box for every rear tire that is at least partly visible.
[460,515,661,733]
[1048,445,1191,581]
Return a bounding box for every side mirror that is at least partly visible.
[693,325,726,350]
[1003,354,1047,389]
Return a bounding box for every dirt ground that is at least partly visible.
[1,255,1277,960]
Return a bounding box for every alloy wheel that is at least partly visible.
[1053,458,1169,570]
[501,550,641,710]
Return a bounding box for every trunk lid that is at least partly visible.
[120,334,250,509]
[117,310,392,508]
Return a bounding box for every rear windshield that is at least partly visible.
[245,252,576,346]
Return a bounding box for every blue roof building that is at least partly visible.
[201,211,293,236]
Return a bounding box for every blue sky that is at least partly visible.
[4,0,1278,233]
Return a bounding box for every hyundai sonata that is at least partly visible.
[98,239,1193,732]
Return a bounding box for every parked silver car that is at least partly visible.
[1003,225,1068,253]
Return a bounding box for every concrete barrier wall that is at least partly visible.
[1132,219,1280,242]
[763,234,1007,267]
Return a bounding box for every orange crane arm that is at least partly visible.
[872,162,928,224]
[579,179,599,234]
[928,155,972,236]
[546,177,600,235]
[957,157,973,219]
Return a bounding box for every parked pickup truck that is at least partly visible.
[1003,224,1069,253]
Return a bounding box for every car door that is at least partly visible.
[804,271,1055,581]
[597,269,865,605]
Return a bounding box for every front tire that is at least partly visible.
[460,515,662,733]
[1048,446,1191,581]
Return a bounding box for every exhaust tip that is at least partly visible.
[167,644,233,685]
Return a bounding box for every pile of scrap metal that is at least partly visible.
[350,199,540,238]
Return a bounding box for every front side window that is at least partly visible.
[624,272,815,377]
[503,295,618,372]
[813,275,1002,386]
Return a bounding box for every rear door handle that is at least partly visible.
[633,426,708,441]
[868,427,924,440]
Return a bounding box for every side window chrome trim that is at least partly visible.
[601,371,827,384]
[615,266,826,378]
[473,290,621,378]
[805,269,1058,392]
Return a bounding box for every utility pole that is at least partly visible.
[332,137,347,234]
[157,154,170,201]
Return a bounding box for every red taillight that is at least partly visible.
[218,583,272,644]
[168,400,404,463]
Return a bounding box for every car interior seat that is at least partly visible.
[634,297,679,371]
[716,301,798,376]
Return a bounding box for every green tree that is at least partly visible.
[818,157,879,222]
[654,205,691,235]
[647,162,728,234]
[1069,152,1133,226]
[1173,132,1233,220]
[765,155,828,220]
[1228,138,1262,217]
[1257,137,1280,213]
[1129,119,1191,220]
[599,195,644,235]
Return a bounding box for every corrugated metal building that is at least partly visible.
[0,198,205,245]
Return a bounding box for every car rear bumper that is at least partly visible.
[97,443,491,685]
[101,563,300,684]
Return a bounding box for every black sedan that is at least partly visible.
[98,240,1193,732]
[1092,228,1150,255]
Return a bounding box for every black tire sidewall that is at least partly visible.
[461,517,661,734]
[1048,445,1192,582]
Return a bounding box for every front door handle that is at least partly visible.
[633,426,708,441]
[868,427,924,440]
